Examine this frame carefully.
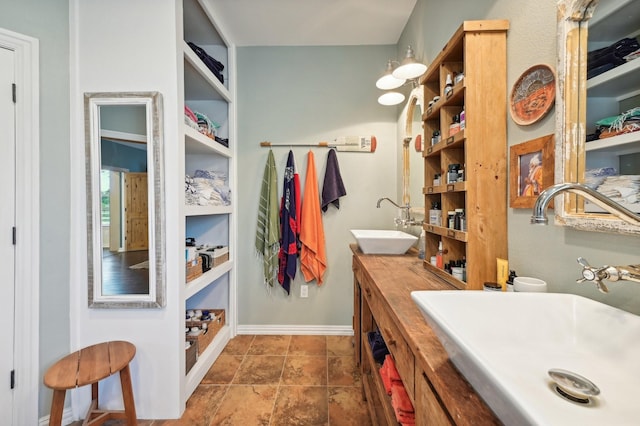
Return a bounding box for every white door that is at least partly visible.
[0,45,16,419]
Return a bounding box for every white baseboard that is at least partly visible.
[237,324,353,336]
[39,407,74,426]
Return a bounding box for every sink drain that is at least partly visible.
[548,368,600,405]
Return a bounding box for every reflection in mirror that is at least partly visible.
[410,97,424,208]
[400,86,425,213]
[85,92,166,308]
[556,0,640,235]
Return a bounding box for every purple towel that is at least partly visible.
[321,149,347,212]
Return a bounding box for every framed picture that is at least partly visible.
[509,134,554,208]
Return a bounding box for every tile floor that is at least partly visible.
[73,335,371,426]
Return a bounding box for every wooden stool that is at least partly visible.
[44,341,137,426]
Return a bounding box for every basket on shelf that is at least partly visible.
[186,257,203,282]
[186,309,225,356]
[185,341,197,374]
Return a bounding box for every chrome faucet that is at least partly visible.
[376,197,421,228]
[531,182,640,226]
[576,257,640,293]
[531,182,640,293]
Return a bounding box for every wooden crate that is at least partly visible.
[186,257,203,282]
[185,341,197,375]
[186,309,225,356]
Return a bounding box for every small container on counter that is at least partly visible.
[483,282,502,292]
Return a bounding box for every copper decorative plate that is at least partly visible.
[510,64,556,126]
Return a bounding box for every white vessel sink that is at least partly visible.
[411,291,640,425]
[350,229,417,254]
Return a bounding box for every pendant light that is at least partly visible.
[392,46,427,80]
[376,60,406,90]
[378,91,406,106]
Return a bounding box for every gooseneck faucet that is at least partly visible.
[531,182,640,293]
[376,197,420,228]
[531,182,640,226]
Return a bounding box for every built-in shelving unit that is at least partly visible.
[180,0,236,401]
[421,20,509,290]
[585,0,640,213]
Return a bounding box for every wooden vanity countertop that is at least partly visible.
[351,244,500,425]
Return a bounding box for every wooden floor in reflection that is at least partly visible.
[102,248,150,295]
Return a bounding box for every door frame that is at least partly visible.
[0,27,39,426]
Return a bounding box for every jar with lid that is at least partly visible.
[431,130,441,146]
[449,114,461,136]
[433,173,441,186]
[454,208,464,230]
[447,164,460,184]
[429,201,442,226]
[447,211,456,229]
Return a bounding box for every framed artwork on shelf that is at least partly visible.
[510,134,555,208]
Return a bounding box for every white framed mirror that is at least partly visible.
[85,92,166,308]
[556,0,640,235]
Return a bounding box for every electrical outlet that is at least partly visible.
[300,284,309,298]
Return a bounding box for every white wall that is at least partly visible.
[236,45,400,329]
[400,0,640,313]
[70,0,183,418]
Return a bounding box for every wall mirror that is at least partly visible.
[402,86,425,211]
[556,0,640,235]
[85,92,166,308]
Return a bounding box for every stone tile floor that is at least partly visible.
[71,335,371,426]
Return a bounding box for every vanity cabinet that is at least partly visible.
[584,0,640,214]
[421,20,509,290]
[352,246,499,425]
[180,0,236,400]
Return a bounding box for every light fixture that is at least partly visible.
[378,91,405,106]
[376,45,426,106]
[376,60,406,90]
[392,45,427,80]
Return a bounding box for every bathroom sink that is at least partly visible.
[411,291,640,425]
[350,229,417,255]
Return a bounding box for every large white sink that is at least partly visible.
[350,229,417,254]
[411,291,640,425]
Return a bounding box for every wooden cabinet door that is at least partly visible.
[123,172,148,251]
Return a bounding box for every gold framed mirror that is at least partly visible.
[85,92,166,308]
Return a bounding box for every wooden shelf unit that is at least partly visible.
[421,20,509,290]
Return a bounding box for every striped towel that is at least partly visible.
[255,150,280,288]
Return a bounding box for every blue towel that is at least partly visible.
[321,148,347,212]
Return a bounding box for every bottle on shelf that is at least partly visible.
[444,73,454,97]
[429,201,442,226]
[418,230,426,260]
[436,241,444,269]
[447,211,456,229]
[449,114,461,136]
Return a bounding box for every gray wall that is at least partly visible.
[0,0,70,416]
[236,45,399,327]
[400,0,640,313]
